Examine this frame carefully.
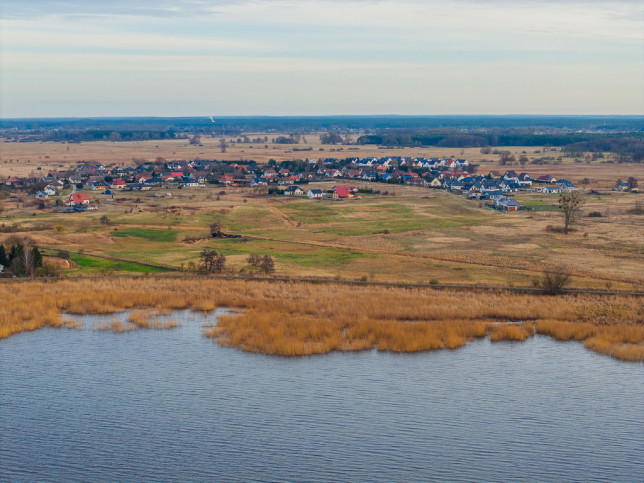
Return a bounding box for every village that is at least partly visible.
[4,154,634,215]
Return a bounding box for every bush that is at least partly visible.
[541,267,571,295]
[587,211,602,217]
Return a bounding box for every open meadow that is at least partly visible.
[1,180,642,290]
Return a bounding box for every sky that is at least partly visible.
[1,0,643,117]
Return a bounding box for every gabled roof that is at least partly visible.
[335,187,351,198]
[68,193,90,202]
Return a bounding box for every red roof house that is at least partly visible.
[64,193,90,206]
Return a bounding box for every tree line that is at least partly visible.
[35,130,177,143]
[0,238,44,277]
[355,131,644,155]
[197,249,274,275]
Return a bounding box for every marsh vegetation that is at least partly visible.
[1,278,642,361]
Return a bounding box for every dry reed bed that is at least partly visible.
[94,310,180,332]
[0,278,642,361]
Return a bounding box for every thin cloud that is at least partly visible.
[1,0,642,116]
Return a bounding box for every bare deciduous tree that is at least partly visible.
[212,252,226,273]
[498,151,515,166]
[20,238,35,277]
[210,221,222,237]
[259,255,274,275]
[246,253,261,267]
[627,177,638,190]
[559,192,584,234]
[541,266,571,295]
[200,249,226,274]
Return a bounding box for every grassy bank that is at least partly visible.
[1,278,642,362]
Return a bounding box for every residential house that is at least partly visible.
[263,169,278,179]
[493,196,521,211]
[283,186,304,196]
[90,180,109,191]
[307,189,324,199]
[43,184,57,196]
[518,173,532,187]
[539,186,561,194]
[332,186,352,199]
[64,193,90,206]
[219,175,234,186]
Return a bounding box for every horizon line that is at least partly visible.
[2,114,644,121]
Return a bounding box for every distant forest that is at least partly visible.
[355,132,644,159]
[2,115,643,133]
[1,115,642,161]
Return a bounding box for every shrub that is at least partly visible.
[541,267,571,295]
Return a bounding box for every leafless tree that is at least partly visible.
[498,151,515,166]
[212,252,226,273]
[199,249,217,273]
[246,253,261,267]
[210,221,222,237]
[541,266,571,295]
[20,238,35,277]
[559,192,584,234]
[259,255,274,274]
[627,177,638,190]
[200,249,226,274]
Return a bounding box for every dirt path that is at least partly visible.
[260,199,300,228]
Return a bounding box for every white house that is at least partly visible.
[283,186,304,196]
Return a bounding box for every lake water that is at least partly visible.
[1,309,643,482]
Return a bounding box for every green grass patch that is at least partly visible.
[281,202,354,224]
[68,253,169,274]
[112,227,179,242]
[276,249,369,267]
[205,238,369,267]
[225,206,281,232]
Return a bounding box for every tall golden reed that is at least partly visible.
[0,278,642,361]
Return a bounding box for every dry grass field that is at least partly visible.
[1,135,640,187]
[0,278,642,361]
[1,181,643,289]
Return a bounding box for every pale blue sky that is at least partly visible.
[1,0,643,117]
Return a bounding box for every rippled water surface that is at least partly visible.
[1,310,643,481]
